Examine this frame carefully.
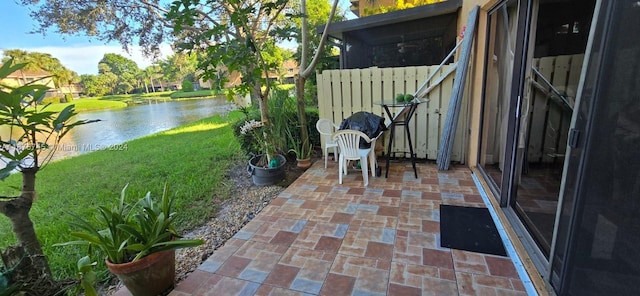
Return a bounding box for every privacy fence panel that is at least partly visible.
[317,65,465,162]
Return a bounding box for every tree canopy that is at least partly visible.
[158,52,198,84]
[98,53,141,94]
[363,0,445,16]
[21,0,172,57]
[287,0,345,70]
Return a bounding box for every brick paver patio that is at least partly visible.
[117,160,529,295]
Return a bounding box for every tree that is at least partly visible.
[98,53,141,94]
[21,0,289,123]
[262,42,293,83]
[0,60,97,292]
[144,65,164,92]
[287,0,344,73]
[159,52,197,86]
[363,0,445,16]
[292,0,340,159]
[22,0,173,57]
[80,74,109,97]
[168,0,290,123]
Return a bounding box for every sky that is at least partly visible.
[0,1,355,76]
[0,1,173,75]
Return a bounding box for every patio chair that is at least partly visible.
[369,131,383,177]
[333,130,373,186]
[316,118,340,168]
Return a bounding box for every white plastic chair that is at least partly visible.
[316,118,340,168]
[333,130,373,186]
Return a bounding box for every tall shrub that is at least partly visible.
[181,80,194,92]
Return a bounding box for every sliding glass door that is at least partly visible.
[479,0,596,273]
[478,0,528,198]
[512,0,595,259]
[551,1,640,294]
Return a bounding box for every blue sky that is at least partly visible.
[0,1,172,75]
[0,1,354,75]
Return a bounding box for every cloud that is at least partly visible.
[21,44,174,75]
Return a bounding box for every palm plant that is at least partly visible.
[56,185,203,264]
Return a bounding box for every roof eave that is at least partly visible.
[318,0,462,39]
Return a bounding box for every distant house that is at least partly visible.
[0,65,83,99]
[266,59,299,84]
[0,67,56,90]
[198,59,299,90]
[197,67,243,91]
[56,83,84,98]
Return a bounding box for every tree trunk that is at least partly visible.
[150,77,156,92]
[256,92,268,124]
[295,0,339,159]
[0,168,53,283]
[295,75,310,157]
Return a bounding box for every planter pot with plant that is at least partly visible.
[240,119,287,185]
[286,126,313,169]
[56,185,204,296]
[288,139,313,169]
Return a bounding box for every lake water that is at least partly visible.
[0,98,234,163]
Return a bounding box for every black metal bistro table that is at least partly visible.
[376,99,427,178]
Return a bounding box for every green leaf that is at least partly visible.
[68,232,103,246]
[53,240,91,247]
[77,255,97,272]
[0,59,27,79]
[13,84,50,96]
[26,111,56,125]
[53,105,77,130]
[0,161,19,180]
[117,224,144,242]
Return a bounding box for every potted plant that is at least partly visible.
[56,185,203,296]
[287,128,313,169]
[240,119,286,185]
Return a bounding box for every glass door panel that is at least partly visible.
[552,1,640,294]
[478,0,521,196]
[512,0,595,257]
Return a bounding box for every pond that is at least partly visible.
[0,98,235,163]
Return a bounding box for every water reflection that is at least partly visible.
[0,98,233,163]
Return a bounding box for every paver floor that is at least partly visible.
[119,160,529,296]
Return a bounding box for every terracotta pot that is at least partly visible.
[106,249,175,296]
[296,158,312,169]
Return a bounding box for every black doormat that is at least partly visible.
[440,204,507,256]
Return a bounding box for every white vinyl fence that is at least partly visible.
[317,65,468,163]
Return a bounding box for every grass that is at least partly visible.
[40,90,225,113]
[93,91,173,102]
[37,98,128,112]
[169,89,223,99]
[0,110,245,280]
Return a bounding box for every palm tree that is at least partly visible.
[143,66,160,93]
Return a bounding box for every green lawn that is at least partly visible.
[38,98,128,112]
[40,90,225,113]
[169,89,223,99]
[0,111,244,280]
[93,91,173,102]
